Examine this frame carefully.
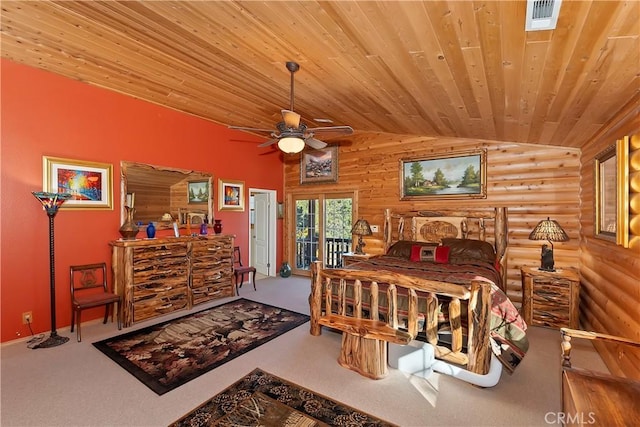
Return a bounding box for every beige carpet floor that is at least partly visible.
[0,274,607,426]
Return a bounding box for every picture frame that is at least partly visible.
[399,149,487,200]
[300,146,338,184]
[42,156,113,209]
[188,180,210,204]
[218,179,245,211]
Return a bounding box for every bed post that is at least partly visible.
[495,207,508,291]
[466,280,492,375]
[310,261,322,336]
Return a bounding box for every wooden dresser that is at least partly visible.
[521,266,580,329]
[110,235,234,327]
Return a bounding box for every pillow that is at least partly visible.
[440,238,496,264]
[435,246,450,264]
[387,240,436,259]
[409,245,438,262]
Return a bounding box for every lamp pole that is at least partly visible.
[32,192,72,348]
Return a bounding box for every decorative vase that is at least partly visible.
[146,222,156,239]
[200,222,208,235]
[279,261,292,278]
[213,219,223,234]
[119,206,139,240]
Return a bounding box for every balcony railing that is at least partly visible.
[296,237,352,269]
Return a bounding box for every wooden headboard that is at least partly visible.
[383,207,509,287]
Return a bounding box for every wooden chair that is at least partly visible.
[70,262,121,342]
[560,328,640,426]
[233,246,256,294]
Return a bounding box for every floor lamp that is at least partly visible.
[32,191,72,348]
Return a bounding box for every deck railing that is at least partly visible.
[295,237,352,269]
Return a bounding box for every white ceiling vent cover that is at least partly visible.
[526,0,563,31]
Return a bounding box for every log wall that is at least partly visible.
[284,134,581,307]
[579,98,640,380]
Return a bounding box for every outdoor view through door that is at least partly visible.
[294,194,353,272]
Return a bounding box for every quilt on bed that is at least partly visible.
[346,255,529,373]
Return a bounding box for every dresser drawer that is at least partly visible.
[132,285,188,322]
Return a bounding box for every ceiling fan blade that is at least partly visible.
[258,138,279,148]
[281,110,301,129]
[305,137,327,150]
[306,125,354,135]
[229,125,274,134]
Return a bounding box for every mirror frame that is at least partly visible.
[121,161,213,230]
[594,137,629,247]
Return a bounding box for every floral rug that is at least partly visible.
[170,368,397,427]
[93,299,309,395]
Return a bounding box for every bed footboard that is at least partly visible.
[310,261,492,379]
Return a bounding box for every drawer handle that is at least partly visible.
[157,303,173,310]
[164,286,173,291]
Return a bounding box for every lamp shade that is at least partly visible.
[351,219,372,236]
[528,218,569,242]
[278,137,305,154]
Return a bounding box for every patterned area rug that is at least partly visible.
[93,299,309,395]
[170,368,397,427]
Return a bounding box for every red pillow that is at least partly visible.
[410,245,422,262]
[435,246,450,264]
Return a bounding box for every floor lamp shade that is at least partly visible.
[32,191,72,348]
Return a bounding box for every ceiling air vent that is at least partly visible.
[525,0,562,31]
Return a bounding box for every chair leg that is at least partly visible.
[116,302,122,330]
[71,309,76,333]
[252,270,257,291]
[103,305,110,324]
[76,310,82,342]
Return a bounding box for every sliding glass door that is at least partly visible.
[291,192,354,274]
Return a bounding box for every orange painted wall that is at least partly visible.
[0,59,284,343]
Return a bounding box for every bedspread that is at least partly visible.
[347,255,529,373]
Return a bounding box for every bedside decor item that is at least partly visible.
[399,149,486,200]
[351,219,372,255]
[118,206,139,240]
[42,156,113,210]
[528,217,569,272]
[32,191,72,348]
[218,179,245,211]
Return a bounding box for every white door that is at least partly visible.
[253,192,271,275]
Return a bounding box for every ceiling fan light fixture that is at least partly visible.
[278,137,305,154]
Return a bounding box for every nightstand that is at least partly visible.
[521,266,580,329]
[341,252,375,267]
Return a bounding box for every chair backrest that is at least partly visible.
[70,263,109,299]
[233,246,244,267]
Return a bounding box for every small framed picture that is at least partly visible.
[188,180,210,204]
[42,156,113,210]
[300,146,338,184]
[218,179,245,211]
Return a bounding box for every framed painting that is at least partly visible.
[300,146,338,184]
[399,149,487,200]
[42,156,113,209]
[218,179,245,211]
[188,180,210,204]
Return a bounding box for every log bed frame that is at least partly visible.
[310,207,508,380]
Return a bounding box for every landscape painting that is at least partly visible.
[400,149,486,200]
[300,146,338,184]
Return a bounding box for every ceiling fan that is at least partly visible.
[229,61,353,154]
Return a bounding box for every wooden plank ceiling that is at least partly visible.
[1,1,638,148]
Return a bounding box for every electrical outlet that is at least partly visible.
[22,311,32,325]
[370,225,380,233]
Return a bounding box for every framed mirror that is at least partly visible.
[594,137,629,247]
[121,161,213,230]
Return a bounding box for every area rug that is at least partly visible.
[93,299,309,395]
[170,368,397,426]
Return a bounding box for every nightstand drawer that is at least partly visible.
[521,267,580,329]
